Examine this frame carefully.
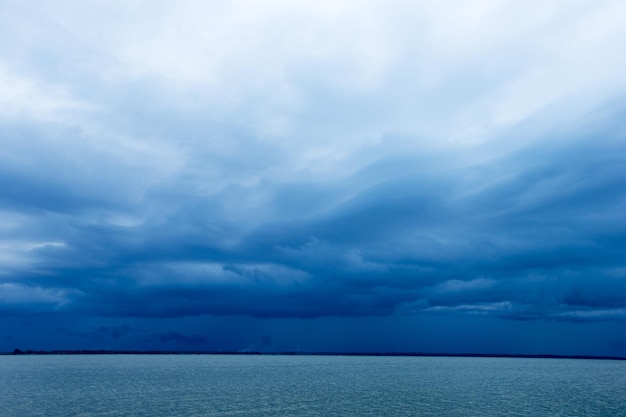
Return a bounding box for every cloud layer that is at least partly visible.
[1,0,626,352]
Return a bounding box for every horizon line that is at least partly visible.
[4,349,626,361]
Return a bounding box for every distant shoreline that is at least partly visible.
[3,349,625,361]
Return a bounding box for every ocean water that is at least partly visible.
[1,355,625,416]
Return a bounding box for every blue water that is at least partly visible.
[1,355,625,416]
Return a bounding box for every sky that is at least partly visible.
[1,0,626,356]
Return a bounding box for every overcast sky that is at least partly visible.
[1,0,626,355]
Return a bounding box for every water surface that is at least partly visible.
[1,355,625,416]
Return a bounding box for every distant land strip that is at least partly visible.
[3,349,625,361]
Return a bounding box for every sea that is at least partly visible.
[1,354,625,416]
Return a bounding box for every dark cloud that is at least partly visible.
[57,325,134,341]
[2,107,624,329]
[146,331,208,346]
[3,1,626,357]
[1,80,626,363]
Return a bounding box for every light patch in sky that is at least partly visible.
[0,65,86,121]
[0,283,76,307]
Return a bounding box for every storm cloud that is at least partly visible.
[1,0,626,354]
